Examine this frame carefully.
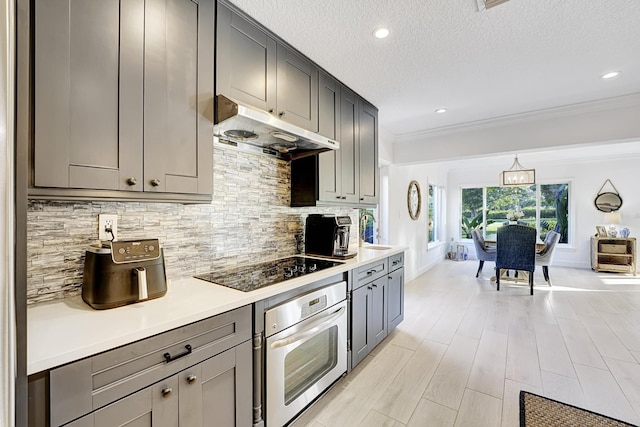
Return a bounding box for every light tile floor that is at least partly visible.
[291,261,640,426]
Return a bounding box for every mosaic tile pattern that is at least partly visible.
[27,146,358,304]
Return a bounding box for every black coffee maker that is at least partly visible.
[305,214,355,258]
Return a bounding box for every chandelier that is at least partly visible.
[499,155,535,186]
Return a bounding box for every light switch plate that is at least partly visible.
[98,214,118,241]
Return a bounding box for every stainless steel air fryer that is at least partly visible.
[305,214,354,258]
[82,239,167,309]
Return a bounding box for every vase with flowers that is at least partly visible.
[506,209,524,224]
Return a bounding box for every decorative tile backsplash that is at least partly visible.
[27,146,358,304]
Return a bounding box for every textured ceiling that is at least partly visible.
[226,0,640,138]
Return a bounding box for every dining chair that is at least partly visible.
[536,230,561,286]
[471,229,496,277]
[496,225,537,295]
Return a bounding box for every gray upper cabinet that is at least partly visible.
[317,72,341,202]
[293,87,377,207]
[215,2,276,112]
[318,81,358,204]
[275,44,319,131]
[32,0,213,199]
[216,2,319,133]
[143,0,213,195]
[358,100,380,205]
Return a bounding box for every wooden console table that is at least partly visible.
[590,237,636,274]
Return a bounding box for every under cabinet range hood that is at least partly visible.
[214,95,339,160]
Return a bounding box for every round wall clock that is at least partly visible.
[407,180,421,220]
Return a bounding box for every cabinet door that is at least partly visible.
[358,100,379,204]
[338,87,359,203]
[216,3,276,112]
[144,0,213,195]
[93,376,178,427]
[369,277,387,348]
[34,0,143,191]
[318,73,341,202]
[180,341,253,427]
[387,267,405,332]
[276,43,319,132]
[351,284,371,369]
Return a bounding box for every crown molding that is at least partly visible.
[394,93,640,144]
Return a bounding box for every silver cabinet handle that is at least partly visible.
[278,111,285,117]
[186,374,197,385]
[161,387,172,398]
[126,177,137,186]
[150,178,160,187]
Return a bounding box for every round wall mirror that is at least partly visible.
[407,180,421,220]
[594,192,623,212]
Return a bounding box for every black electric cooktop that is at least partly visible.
[194,256,343,292]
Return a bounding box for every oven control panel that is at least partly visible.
[265,281,346,337]
[300,295,327,318]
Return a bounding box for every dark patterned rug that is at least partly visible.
[520,391,638,427]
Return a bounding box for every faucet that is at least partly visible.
[359,212,376,247]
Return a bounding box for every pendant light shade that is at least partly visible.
[499,155,535,186]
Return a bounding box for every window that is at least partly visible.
[428,183,441,244]
[460,183,570,244]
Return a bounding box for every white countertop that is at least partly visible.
[28,246,406,375]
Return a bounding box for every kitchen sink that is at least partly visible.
[361,245,392,250]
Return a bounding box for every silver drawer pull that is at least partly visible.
[163,344,192,363]
[161,387,172,398]
[187,374,197,384]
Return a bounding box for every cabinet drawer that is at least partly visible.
[600,243,627,254]
[389,253,404,271]
[355,259,388,288]
[50,305,251,427]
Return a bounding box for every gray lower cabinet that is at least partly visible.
[84,342,251,427]
[216,1,318,132]
[28,306,252,427]
[351,253,405,369]
[387,253,405,333]
[32,0,213,198]
[351,259,389,369]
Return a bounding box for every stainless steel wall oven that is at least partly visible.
[264,281,347,426]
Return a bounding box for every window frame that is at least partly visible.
[428,182,443,249]
[459,180,573,247]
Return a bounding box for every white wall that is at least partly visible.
[447,153,640,269]
[379,125,394,165]
[387,163,448,282]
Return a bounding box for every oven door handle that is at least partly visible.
[270,306,345,350]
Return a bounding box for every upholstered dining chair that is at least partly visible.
[536,230,561,286]
[471,229,496,277]
[496,225,537,295]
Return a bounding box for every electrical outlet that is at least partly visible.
[98,214,118,241]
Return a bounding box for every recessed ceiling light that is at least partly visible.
[373,27,390,39]
[602,71,621,80]
[435,108,447,114]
